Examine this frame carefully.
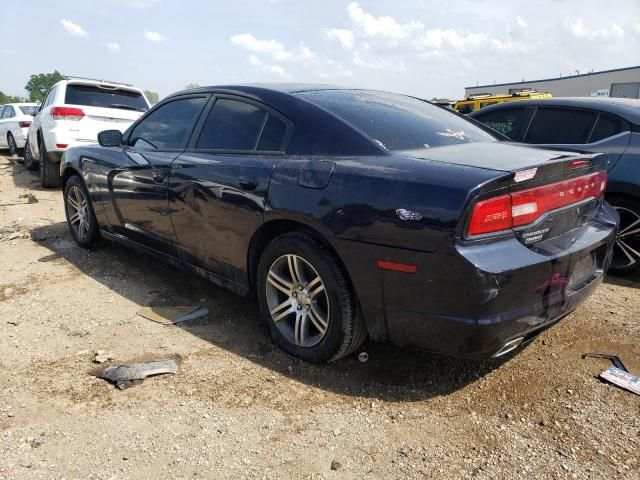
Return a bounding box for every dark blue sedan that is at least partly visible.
[470,97,640,274]
[59,85,618,362]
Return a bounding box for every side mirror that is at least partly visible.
[98,129,123,147]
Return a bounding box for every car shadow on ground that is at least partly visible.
[29,220,515,401]
[604,269,640,288]
[5,156,50,192]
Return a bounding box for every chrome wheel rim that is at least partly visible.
[265,254,330,347]
[66,186,90,239]
[612,205,640,270]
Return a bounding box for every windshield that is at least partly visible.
[297,89,497,151]
[18,105,39,116]
[65,84,148,112]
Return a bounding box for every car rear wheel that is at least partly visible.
[7,133,21,157]
[39,135,61,188]
[256,232,366,362]
[609,197,640,275]
[23,138,38,171]
[64,175,100,248]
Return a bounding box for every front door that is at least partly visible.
[169,95,291,287]
[107,95,208,254]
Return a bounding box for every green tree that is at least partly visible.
[0,90,10,104]
[144,90,159,105]
[24,71,64,102]
[185,83,200,90]
[0,91,25,104]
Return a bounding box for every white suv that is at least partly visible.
[26,77,150,187]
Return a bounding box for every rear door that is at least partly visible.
[169,95,292,286]
[107,95,208,254]
[523,107,631,169]
[63,83,149,144]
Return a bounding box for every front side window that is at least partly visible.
[525,108,597,144]
[129,97,207,150]
[475,108,525,139]
[196,98,287,151]
[299,90,495,151]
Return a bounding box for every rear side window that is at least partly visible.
[525,108,597,144]
[197,98,287,151]
[3,106,15,118]
[299,90,495,151]
[19,106,38,116]
[589,114,628,143]
[129,97,207,150]
[474,108,525,139]
[65,84,148,112]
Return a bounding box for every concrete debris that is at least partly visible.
[93,350,113,364]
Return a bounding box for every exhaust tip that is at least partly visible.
[493,337,524,358]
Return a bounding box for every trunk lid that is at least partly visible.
[61,105,143,144]
[401,142,608,245]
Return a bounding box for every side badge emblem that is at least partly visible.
[395,209,423,221]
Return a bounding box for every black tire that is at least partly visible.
[39,135,61,188]
[256,232,367,362]
[63,175,100,248]
[7,133,21,157]
[608,196,640,275]
[23,138,38,171]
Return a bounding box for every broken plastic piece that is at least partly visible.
[91,355,182,389]
[137,305,209,325]
[599,367,640,397]
[581,353,628,372]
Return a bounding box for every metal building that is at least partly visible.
[464,65,640,99]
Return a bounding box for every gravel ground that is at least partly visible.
[0,153,639,479]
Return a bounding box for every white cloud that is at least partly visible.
[325,28,355,50]
[516,16,528,29]
[248,55,291,79]
[144,30,164,42]
[566,19,625,40]
[61,19,88,37]
[347,2,423,40]
[231,33,291,60]
[104,42,120,52]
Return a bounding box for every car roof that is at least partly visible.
[470,97,640,124]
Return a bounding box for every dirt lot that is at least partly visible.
[0,153,638,480]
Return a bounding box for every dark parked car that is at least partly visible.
[470,97,640,274]
[59,85,618,362]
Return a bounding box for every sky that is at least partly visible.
[1,0,639,101]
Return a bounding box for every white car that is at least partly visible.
[0,103,39,159]
[26,77,150,187]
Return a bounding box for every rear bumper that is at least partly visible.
[332,202,618,358]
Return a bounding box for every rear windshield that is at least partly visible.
[297,90,496,150]
[19,106,39,116]
[65,84,148,112]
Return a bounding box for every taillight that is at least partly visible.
[51,106,84,120]
[467,172,607,237]
[18,121,31,128]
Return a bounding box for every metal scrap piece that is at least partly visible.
[91,355,182,389]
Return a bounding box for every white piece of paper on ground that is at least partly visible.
[600,366,640,396]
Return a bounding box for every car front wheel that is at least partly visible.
[256,232,366,362]
[609,197,640,275]
[64,175,100,248]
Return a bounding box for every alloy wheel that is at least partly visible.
[612,205,640,270]
[265,254,330,347]
[66,185,91,240]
